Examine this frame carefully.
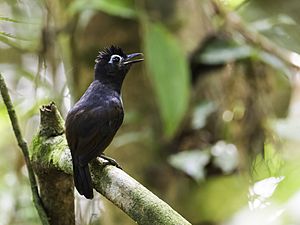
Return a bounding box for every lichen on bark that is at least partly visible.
[29,102,191,225]
[29,102,75,225]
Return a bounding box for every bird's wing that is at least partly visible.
[65,103,124,166]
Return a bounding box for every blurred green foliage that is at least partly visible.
[239,0,300,53]
[144,22,190,138]
[69,0,137,18]
[1,0,300,225]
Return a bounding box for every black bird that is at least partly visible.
[65,46,143,199]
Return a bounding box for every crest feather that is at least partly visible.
[96,45,126,63]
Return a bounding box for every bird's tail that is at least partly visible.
[73,159,94,199]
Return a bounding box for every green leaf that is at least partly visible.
[211,141,239,174]
[197,39,253,64]
[168,150,210,182]
[144,22,190,138]
[196,38,292,78]
[264,142,284,176]
[193,175,248,222]
[0,35,26,51]
[192,101,217,129]
[251,142,284,181]
[69,0,137,19]
[272,118,300,141]
[0,16,23,23]
[0,31,30,41]
[257,51,293,78]
[221,0,248,10]
[238,1,300,54]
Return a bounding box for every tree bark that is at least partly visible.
[30,102,191,225]
[30,103,74,225]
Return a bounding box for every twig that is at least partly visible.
[212,0,300,70]
[0,73,50,225]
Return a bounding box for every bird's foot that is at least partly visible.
[99,154,122,170]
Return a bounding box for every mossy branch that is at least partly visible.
[30,103,74,225]
[31,102,191,225]
[90,159,191,225]
[0,73,50,225]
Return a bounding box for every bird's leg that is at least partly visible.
[99,154,122,170]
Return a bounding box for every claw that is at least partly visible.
[99,154,122,170]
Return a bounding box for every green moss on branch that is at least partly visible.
[0,73,50,225]
[30,102,191,225]
[30,102,74,225]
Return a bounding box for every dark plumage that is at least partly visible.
[65,46,143,199]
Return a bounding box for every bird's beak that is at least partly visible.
[123,53,144,65]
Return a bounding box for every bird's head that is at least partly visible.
[94,46,143,88]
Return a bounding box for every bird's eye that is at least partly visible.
[110,55,122,64]
[112,57,120,63]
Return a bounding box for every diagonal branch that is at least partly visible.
[0,73,50,225]
[212,0,300,71]
[31,102,191,225]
